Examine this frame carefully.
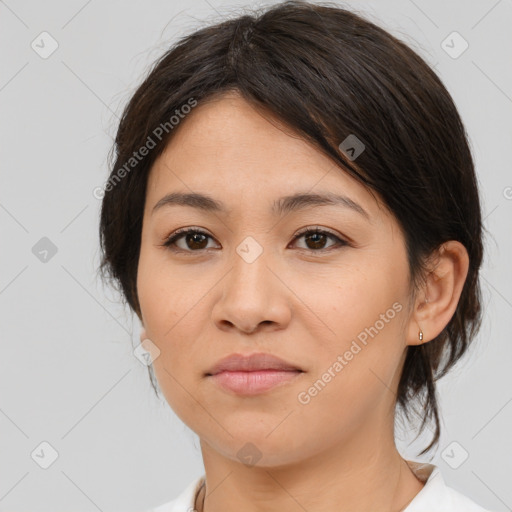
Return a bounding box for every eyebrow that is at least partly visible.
[151,191,370,219]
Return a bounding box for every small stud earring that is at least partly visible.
[418,330,424,341]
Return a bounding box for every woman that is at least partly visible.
[99,1,495,511]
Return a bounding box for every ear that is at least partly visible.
[140,326,147,343]
[406,241,469,346]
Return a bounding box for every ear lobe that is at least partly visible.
[140,327,147,342]
[407,241,469,346]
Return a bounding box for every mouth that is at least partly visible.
[205,353,304,396]
[206,352,303,375]
[207,369,304,395]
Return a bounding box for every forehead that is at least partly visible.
[146,93,384,219]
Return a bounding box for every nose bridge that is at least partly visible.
[212,234,291,332]
[228,234,271,301]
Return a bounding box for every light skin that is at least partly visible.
[136,91,469,512]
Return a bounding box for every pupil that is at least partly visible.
[188,233,207,249]
[307,232,325,249]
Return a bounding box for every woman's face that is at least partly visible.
[137,92,417,466]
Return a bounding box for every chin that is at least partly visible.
[206,431,310,468]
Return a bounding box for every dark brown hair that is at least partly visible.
[99,0,483,457]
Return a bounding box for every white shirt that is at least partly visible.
[146,459,496,512]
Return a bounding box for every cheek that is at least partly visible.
[295,261,408,394]
[136,248,211,376]
[137,250,207,422]
[294,259,403,341]
[137,246,193,334]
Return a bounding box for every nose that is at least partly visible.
[211,248,292,335]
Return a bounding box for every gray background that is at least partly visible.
[1,0,511,511]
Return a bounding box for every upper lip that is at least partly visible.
[206,353,304,375]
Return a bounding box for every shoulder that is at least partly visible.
[404,460,497,512]
[142,476,204,512]
[441,484,496,512]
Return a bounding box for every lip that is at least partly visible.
[205,353,304,396]
[210,370,303,395]
[206,353,303,375]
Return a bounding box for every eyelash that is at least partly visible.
[161,226,348,255]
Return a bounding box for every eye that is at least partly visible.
[162,228,218,253]
[161,226,348,254]
[290,227,347,252]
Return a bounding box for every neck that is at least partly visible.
[196,429,425,512]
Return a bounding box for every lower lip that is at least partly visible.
[209,370,303,395]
